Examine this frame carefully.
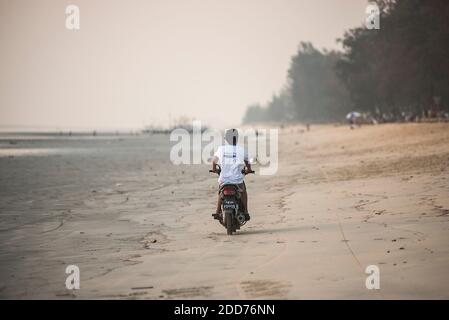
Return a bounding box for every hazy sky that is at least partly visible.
[0,0,368,130]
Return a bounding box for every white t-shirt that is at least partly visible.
[214,145,248,184]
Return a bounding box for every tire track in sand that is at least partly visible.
[320,167,385,298]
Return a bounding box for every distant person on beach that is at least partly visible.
[347,112,361,129]
[211,129,252,219]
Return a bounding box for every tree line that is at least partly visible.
[243,0,449,124]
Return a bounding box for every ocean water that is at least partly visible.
[0,134,175,227]
[0,131,216,297]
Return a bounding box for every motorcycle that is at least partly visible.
[209,165,254,235]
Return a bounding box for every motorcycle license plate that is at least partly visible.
[223,200,236,210]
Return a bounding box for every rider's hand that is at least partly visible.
[244,168,254,175]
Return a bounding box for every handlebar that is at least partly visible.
[208,168,254,175]
[210,164,221,175]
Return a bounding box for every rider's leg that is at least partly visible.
[216,194,222,214]
[241,190,248,213]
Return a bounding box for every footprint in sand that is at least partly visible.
[240,280,291,298]
[141,231,169,249]
[162,286,213,299]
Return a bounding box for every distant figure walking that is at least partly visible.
[346,112,361,129]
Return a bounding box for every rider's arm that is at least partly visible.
[243,147,253,173]
[244,160,252,173]
[212,156,219,172]
[212,146,222,172]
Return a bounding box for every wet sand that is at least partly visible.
[0,123,448,299]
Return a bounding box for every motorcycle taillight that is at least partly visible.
[223,187,236,195]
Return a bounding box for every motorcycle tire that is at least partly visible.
[225,210,233,235]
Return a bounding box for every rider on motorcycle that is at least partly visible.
[211,128,252,220]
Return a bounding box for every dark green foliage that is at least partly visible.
[243,0,449,123]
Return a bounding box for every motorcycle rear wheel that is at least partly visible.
[225,210,233,235]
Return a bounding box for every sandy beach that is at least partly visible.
[0,123,448,299]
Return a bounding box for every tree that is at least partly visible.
[288,42,350,121]
[336,0,449,115]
